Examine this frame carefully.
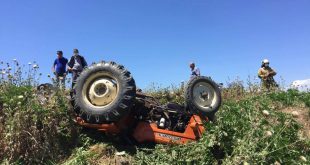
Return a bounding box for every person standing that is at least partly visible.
[258,59,278,91]
[68,49,88,88]
[189,62,201,79]
[52,51,68,89]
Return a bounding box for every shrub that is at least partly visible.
[0,61,79,164]
[0,85,79,164]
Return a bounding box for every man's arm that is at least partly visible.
[67,57,73,71]
[269,68,277,76]
[258,68,268,80]
[196,68,201,76]
[81,56,88,68]
[258,69,264,79]
[52,60,56,73]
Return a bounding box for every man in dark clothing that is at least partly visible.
[52,51,68,89]
[68,49,88,88]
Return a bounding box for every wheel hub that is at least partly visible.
[200,91,208,100]
[88,79,117,106]
[193,82,216,109]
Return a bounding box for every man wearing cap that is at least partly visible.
[189,62,201,79]
[68,49,88,88]
[52,51,68,89]
[258,59,278,91]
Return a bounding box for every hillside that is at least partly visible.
[0,82,309,165]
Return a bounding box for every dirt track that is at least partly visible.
[280,107,310,139]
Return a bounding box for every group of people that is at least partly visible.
[53,50,277,91]
[52,49,87,89]
[189,59,278,91]
[52,50,203,90]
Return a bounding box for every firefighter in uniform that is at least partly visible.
[258,59,278,91]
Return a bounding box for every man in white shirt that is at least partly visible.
[189,62,200,79]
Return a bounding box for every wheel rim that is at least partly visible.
[82,72,119,108]
[192,82,217,110]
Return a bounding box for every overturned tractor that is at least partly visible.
[70,61,222,144]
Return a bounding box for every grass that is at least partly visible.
[0,60,309,164]
[135,91,310,165]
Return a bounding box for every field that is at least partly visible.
[0,62,309,164]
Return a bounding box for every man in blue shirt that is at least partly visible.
[189,62,201,79]
[52,51,68,89]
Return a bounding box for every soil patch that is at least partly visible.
[280,107,310,139]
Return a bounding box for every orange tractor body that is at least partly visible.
[76,115,206,144]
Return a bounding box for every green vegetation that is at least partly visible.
[136,90,310,164]
[0,61,309,164]
[0,84,78,164]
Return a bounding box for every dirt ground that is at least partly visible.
[87,144,134,165]
[280,107,310,139]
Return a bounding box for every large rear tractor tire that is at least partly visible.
[73,61,136,124]
[185,76,222,119]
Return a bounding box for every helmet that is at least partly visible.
[262,59,269,64]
